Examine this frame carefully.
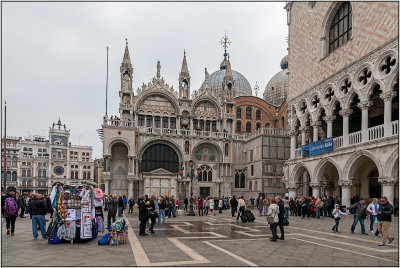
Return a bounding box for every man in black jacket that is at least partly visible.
[107,196,118,229]
[138,196,148,236]
[230,196,238,217]
[276,196,285,240]
[16,192,26,218]
[377,197,394,246]
[27,194,47,240]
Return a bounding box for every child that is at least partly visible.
[332,204,347,233]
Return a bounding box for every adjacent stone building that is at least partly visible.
[1,119,95,194]
[284,2,399,208]
[101,37,289,201]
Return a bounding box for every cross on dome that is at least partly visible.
[219,32,231,55]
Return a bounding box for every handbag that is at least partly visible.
[267,208,278,224]
[282,217,289,226]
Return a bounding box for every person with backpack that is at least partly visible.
[128,197,135,214]
[332,204,347,233]
[349,198,368,235]
[107,196,118,229]
[377,196,395,246]
[27,194,47,239]
[230,196,238,217]
[4,191,19,236]
[267,198,280,242]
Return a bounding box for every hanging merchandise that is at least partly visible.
[80,187,93,239]
[48,184,96,244]
[96,216,105,234]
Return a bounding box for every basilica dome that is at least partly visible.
[263,55,289,107]
[201,69,252,97]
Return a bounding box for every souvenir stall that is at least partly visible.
[46,183,105,244]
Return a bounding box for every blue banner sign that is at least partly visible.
[301,137,333,157]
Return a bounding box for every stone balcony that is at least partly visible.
[294,121,398,158]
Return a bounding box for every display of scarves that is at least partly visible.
[80,187,92,239]
[58,186,67,222]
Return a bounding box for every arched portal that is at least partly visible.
[110,143,129,196]
[292,164,311,197]
[141,144,179,173]
[314,159,340,198]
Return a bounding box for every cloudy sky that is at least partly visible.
[2,2,288,158]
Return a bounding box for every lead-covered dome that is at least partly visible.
[263,55,289,107]
[201,69,252,97]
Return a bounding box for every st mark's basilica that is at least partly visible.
[100,34,289,201]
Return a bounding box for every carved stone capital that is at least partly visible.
[299,126,308,132]
[339,109,353,117]
[323,115,336,123]
[380,91,397,102]
[311,121,322,127]
[338,180,353,186]
[357,101,373,110]
[288,130,297,136]
[285,183,298,190]
[309,182,321,188]
[378,177,398,186]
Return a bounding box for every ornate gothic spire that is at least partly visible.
[180,50,190,77]
[225,55,233,79]
[122,38,132,68]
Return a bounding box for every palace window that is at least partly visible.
[246,122,251,133]
[170,117,176,129]
[162,117,169,128]
[138,115,145,126]
[212,121,217,132]
[246,107,252,119]
[256,122,261,130]
[256,109,261,120]
[329,2,352,53]
[146,115,153,127]
[236,107,242,118]
[155,116,161,128]
[236,121,242,132]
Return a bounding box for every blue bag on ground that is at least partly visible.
[98,233,111,245]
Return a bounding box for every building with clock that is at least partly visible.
[101,36,289,201]
[1,119,94,194]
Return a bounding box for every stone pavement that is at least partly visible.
[2,210,398,266]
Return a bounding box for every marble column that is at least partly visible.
[324,115,336,138]
[358,101,372,142]
[311,121,321,142]
[339,180,353,208]
[340,109,352,147]
[127,179,133,199]
[287,184,298,199]
[380,91,396,137]
[310,182,321,198]
[299,126,307,145]
[378,177,398,206]
[104,179,110,196]
[289,130,297,159]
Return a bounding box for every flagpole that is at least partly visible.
[106,46,109,116]
[3,100,6,192]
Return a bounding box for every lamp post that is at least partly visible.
[179,160,201,216]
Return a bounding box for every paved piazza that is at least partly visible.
[2,210,398,267]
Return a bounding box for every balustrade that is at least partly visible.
[368,124,384,141]
[333,136,343,149]
[391,120,398,136]
[349,131,362,145]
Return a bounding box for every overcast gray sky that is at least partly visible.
[2,2,288,158]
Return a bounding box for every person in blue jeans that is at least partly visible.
[349,198,368,235]
[158,197,167,224]
[366,198,379,233]
[332,204,347,232]
[27,194,47,239]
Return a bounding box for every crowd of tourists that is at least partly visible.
[2,189,395,247]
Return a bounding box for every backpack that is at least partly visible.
[349,203,357,214]
[98,233,111,245]
[5,197,19,216]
